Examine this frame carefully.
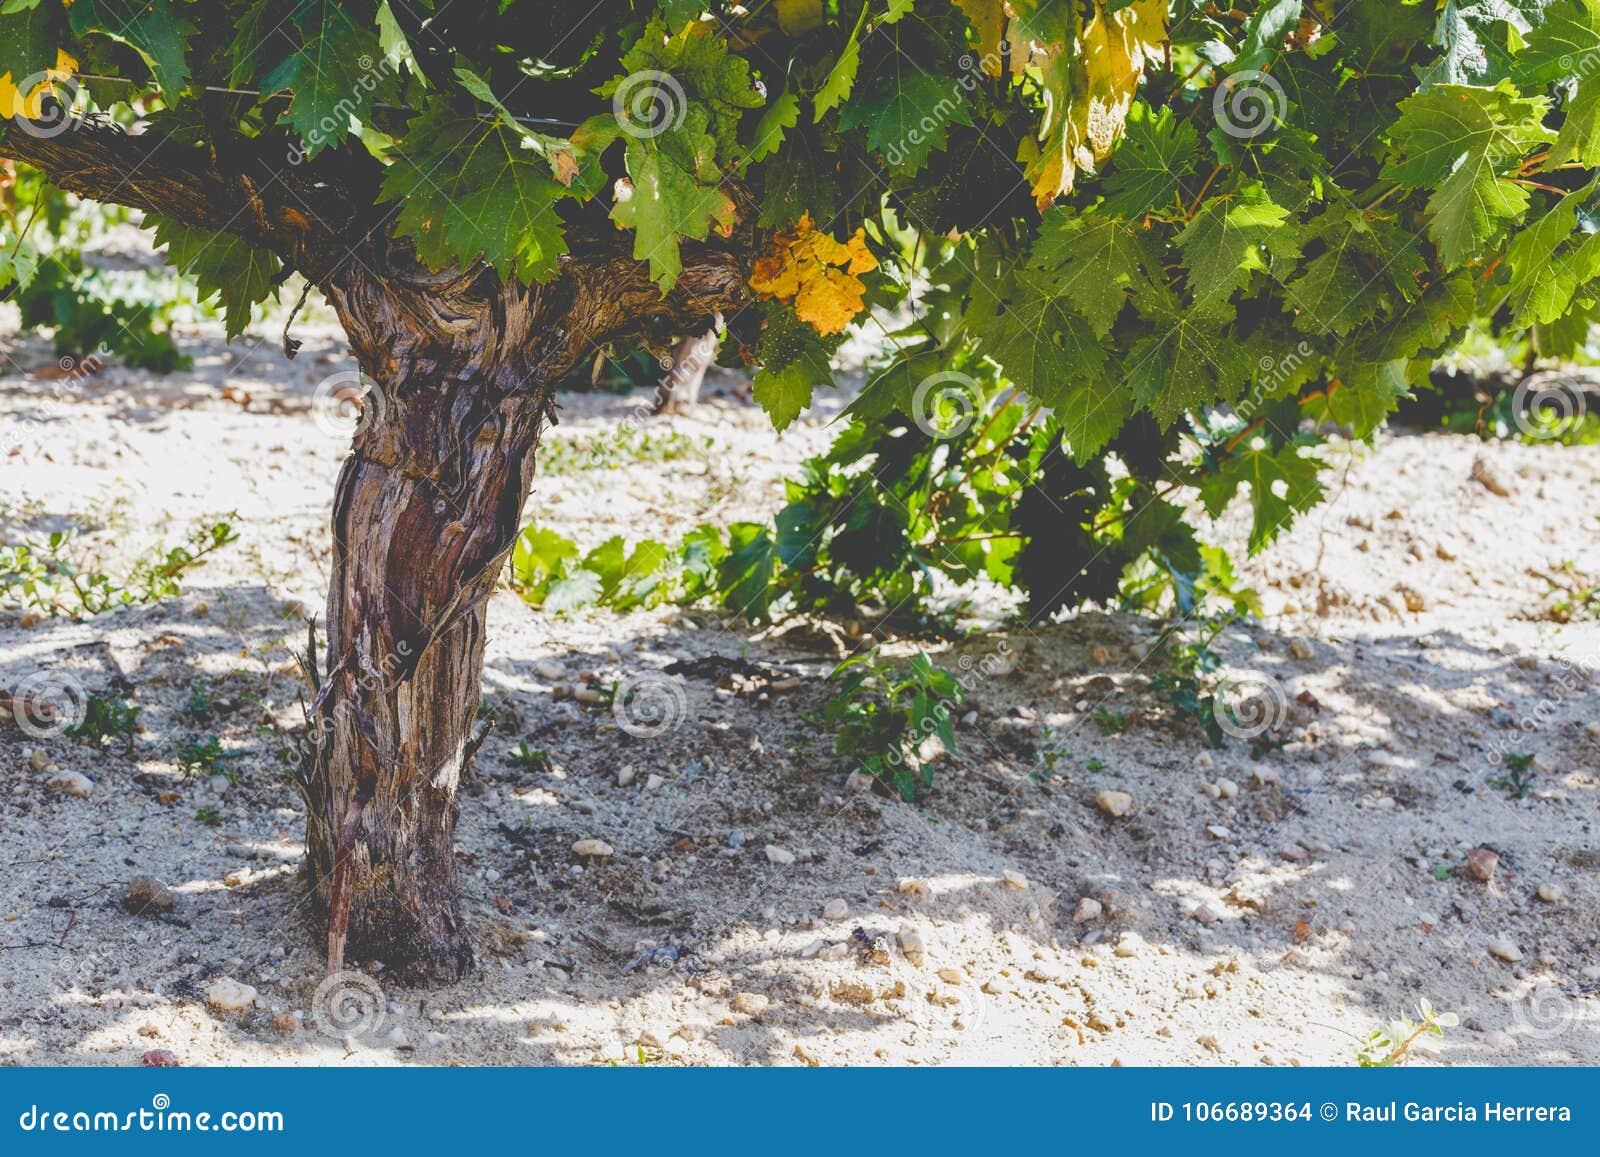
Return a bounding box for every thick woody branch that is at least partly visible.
[0,114,359,277]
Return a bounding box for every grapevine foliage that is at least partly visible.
[3,1,1598,619]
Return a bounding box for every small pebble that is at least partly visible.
[205,978,258,1012]
[1466,846,1499,882]
[1002,869,1028,890]
[764,845,795,865]
[44,769,93,798]
[122,874,175,915]
[1487,937,1523,963]
[1536,882,1564,904]
[822,898,848,921]
[730,992,769,1017]
[1073,897,1103,924]
[1097,790,1134,818]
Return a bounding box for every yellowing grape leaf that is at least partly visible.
[1016,0,1167,209]
[0,49,77,120]
[750,212,877,335]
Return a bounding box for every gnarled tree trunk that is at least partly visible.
[298,241,749,982]
[0,115,751,983]
[299,264,570,982]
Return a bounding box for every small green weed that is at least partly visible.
[823,649,963,802]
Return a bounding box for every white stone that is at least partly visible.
[1487,937,1523,963]
[43,769,92,798]
[730,992,769,1016]
[1002,869,1028,890]
[533,660,564,681]
[822,898,848,920]
[205,978,258,1011]
[616,765,638,787]
[572,838,614,858]
[1537,882,1565,904]
[896,927,925,966]
[764,845,795,865]
[1113,932,1143,958]
[1073,897,1103,924]
[1217,777,1240,799]
[1097,790,1134,818]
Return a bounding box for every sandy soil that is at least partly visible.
[1,313,1597,1068]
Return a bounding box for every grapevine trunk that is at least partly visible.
[298,264,569,982]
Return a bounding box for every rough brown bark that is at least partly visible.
[2,119,753,981]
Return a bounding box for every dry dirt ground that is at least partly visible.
[1,315,1597,1068]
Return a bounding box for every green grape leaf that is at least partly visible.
[150,217,280,341]
[1199,443,1324,554]
[752,304,838,431]
[1098,101,1199,218]
[1030,209,1161,337]
[1513,0,1600,165]
[262,2,390,158]
[840,64,972,174]
[380,103,569,283]
[1177,182,1296,317]
[980,269,1109,409]
[67,0,192,94]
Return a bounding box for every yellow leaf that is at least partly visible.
[749,212,874,335]
[795,265,866,335]
[954,0,1009,77]
[0,50,78,121]
[844,228,878,275]
[1021,0,1166,209]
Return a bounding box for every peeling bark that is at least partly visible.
[1,120,754,981]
